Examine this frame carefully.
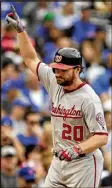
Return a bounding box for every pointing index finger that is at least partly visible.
[11,5,16,13]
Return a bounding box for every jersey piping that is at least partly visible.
[64,82,87,93]
[93,155,96,188]
[36,62,41,80]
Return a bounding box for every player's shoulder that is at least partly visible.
[82,83,100,99]
[38,62,55,81]
[39,62,51,71]
[81,83,101,105]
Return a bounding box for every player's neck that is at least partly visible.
[63,79,83,92]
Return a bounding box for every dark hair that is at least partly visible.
[24,110,38,121]
[74,65,84,74]
[25,145,36,159]
[1,57,14,69]
[25,144,45,159]
[26,179,35,183]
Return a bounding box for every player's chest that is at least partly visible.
[51,93,83,120]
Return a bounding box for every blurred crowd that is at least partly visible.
[1,1,112,188]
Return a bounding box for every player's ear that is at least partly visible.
[77,67,81,73]
[74,66,80,74]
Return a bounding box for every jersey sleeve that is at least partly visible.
[83,102,108,135]
[36,62,56,96]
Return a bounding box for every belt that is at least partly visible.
[53,151,86,159]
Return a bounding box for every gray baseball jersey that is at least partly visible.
[36,62,108,188]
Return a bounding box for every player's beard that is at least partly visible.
[56,72,74,86]
[57,79,73,86]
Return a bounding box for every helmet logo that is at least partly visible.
[55,55,62,63]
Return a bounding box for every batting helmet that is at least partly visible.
[49,48,82,70]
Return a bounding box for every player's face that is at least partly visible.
[55,68,78,86]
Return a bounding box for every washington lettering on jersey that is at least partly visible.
[51,103,82,119]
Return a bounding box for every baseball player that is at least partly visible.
[6,6,108,188]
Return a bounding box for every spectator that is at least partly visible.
[41,121,53,173]
[42,26,64,62]
[1,56,23,111]
[1,23,18,53]
[34,12,55,43]
[17,166,36,188]
[54,2,78,37]
[17,110,43,148]
[101,49,111,64]
[47,26,64,43]
[1,116,14,147]
[23,1,51,26]
[1,56,20,83]
[42,121,52,149]
[22,145,46,187]
[2,85,22,115]
[35,1,54,21]
[20,69,50,115]
[94,2,111,14]
[91,52,112,98]
[43,36,77,64]
[73,1,93,13]
[72,6,96,45]
[2,68,50,116]
[4,51,24,66]
[93,26,108,54]
[1,145,18,188]
[80,39,105,84]
[2,21,35,54]
[56,36,77,49]
[1,116,25,162]
[10,99,29,135]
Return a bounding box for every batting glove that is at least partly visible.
[58,145,82,161]
[5,5,25,33]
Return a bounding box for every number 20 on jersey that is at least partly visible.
[62,123,83,142]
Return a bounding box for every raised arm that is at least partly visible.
[6,5,40,76]
[17,31,40,75]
